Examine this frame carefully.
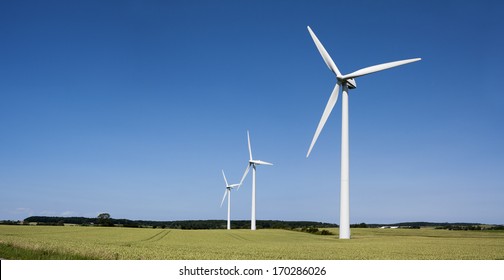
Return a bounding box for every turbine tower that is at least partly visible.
[306,26,421,239]
[220,170,240,230]
[239,130,273,230]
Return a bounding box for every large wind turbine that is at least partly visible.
[306,26,421,239]
[220,170,240,230]
[239,130,273,230]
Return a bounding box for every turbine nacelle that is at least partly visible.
[339,78,357,89]
[228,184,240,189]
[249,160,273,166]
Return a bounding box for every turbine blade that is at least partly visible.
[239,164,251,189]
[220,189,228,208]
[307,83,340,157]
[247,130,253,161]
[221,169,229,187]
[341,58,421,80]
[307,26,342,77]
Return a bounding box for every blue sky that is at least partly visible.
[1,0,503,224]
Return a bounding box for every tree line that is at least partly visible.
[3,216,501,230]
[19,215,338,229]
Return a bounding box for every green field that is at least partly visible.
[1,225,503,260]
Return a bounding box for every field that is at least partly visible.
[1,225,503,260]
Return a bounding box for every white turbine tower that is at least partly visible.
[220,170,240,230]
[239,130,273,230]
[306,26,421,239]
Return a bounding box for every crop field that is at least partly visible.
[0,225,503,260]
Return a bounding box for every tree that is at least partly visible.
[97,213,112,226]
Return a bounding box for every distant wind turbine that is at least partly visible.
[239,130,273,230]
[220,170,240,230]
[306,26,421,239]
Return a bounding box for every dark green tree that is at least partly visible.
[97,213,113,226]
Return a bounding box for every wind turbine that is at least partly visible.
[239,130,273,230]
[305,26,421,239]
[220,170,240,230]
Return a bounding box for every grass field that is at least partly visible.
[0,225,503,260]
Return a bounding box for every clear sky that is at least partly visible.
[1,0,503,224]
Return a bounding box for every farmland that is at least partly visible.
[0,225,503,259]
